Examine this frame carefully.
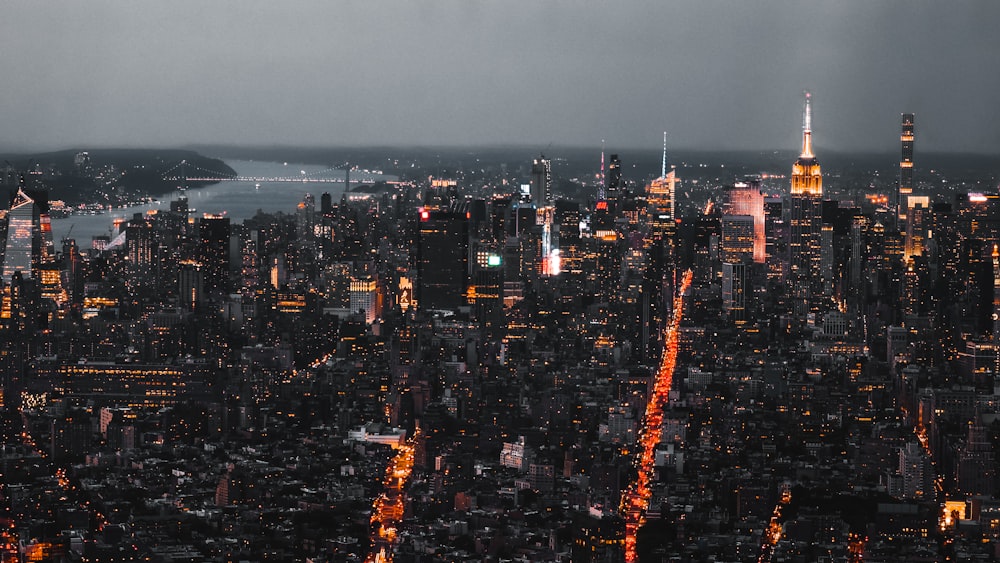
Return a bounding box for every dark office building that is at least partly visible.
[416,208,469,311]
[198,215,231,296]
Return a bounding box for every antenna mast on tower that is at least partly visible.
[800,91,814,159]
[661,131,668,178]
[803,91,812,132]
[598,139,606,201]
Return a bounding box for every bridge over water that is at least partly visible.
[160,159,402,185]
[174,176,350,183]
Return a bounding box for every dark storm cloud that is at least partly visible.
[0,1,997,153]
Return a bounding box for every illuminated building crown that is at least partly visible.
[791,91,822,196]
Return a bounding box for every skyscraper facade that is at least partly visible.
[349,275,379,324]
[898,113,915,221]
[790,92,822,198]
[605,154,622,210]
[126,213,157,270]
[646,170,676,242]
[198,215,232,297]
[297,193,316,242]
[721,262,748,325]
[2,187,56,284]
[721,212,754,326]
[178,261,204,311]
[641,135,679,359]
[469,248,504,337]
[2,188,39,282]
[721,215,755,264]
[530,156,552,206]
[416,207,469,311]
[725,180,766,264]
[788,92,824,316]
[904,195,930,260]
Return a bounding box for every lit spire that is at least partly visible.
[661,131,668,178]
[600,139,605,180]
[11,184,34,209]
[791,90,822,197]
[803,91,812,132]
[598,139,606,200]
[800,91,814,159]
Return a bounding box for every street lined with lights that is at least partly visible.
[622,269,693,563]
[365,428,420,563]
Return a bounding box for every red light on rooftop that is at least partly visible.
[419,209,430,221]
[595,201,608,210]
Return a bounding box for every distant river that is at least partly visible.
[50,159,396,246]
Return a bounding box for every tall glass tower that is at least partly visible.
[2,188,42,281]
[898,113,915,221]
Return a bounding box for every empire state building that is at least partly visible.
[788,91,825,318]
[790,92,822,197]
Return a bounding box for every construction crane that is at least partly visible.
[61,224,74,246]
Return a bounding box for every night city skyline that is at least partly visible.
[1,3,1000,563]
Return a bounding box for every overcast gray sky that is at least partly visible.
[1,1,998,153]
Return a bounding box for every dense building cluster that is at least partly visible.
[0,100,999,562]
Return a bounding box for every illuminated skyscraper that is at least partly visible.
[296,193,316,241]
[641,133,679,360]
[605,154,622,210]
[721,215,755,264]
[790,92,822,198]
[2,186,56,284]
[2,188,39,281]
[788,91,824,316]
[721,262,748,325]
[721,211,754,326]
[898,113,915,221]
[469,248,504,337]
[646,134,676,243]
[904,195,929,260]
[530,155,552,206]
[591,221,621,305]
[349,275,379,324]
[526,155,558,279]
[556,200,583,277]
[126,213,157,270]
[725,180,766,263]
[994,244,1000,339]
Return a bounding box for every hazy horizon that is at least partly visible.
[2,2,999,155]
[6,141,1000,159]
